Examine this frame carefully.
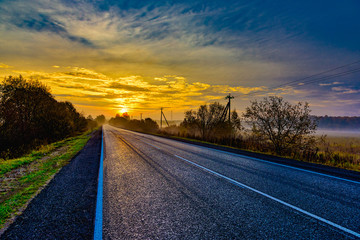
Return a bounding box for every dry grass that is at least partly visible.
[315,136,360,171]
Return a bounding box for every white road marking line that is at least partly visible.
[94,128,104,240]
[174,154,360,238]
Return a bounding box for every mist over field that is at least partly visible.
[315,129,360,137]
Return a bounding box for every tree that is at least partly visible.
[0,75,87,158]
[86,115,97,130]
[108,114,158,133]
[182,102,241,140]
[243,96,317,154]
[143,118,159,132]
[95,114,106,125]
[109,114,128,127]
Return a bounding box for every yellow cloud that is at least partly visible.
[154,77,168,82]
[4,67,288,118]
[0,63,12,68]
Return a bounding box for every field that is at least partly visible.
[315,134,360,171]
[0,130,93,230]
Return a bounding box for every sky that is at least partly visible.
[0,0,360,119]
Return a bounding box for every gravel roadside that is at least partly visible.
[1,129,102,240]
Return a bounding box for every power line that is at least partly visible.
[186,60,360,111]
[291,67,360,87]
[233,60,360,98]
[274,59,360,89]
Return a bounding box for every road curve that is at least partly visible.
[102,125,360,239]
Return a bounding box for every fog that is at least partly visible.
[315,129,360,137]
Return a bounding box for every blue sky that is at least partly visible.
[0,0,359,118]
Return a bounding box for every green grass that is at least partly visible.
[0,130,93,229]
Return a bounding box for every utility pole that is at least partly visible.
[160,108,162,128]
[225,94,234,123]
[160,107,169,128]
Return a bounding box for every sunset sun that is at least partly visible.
[119,107,128,114]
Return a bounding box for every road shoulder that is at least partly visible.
[1,129,101,240]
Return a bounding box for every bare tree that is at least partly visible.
[243,96,317,154]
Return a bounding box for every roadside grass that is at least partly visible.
[0,130,93,229]
[315,136,360,171]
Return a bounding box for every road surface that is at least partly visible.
[102,125,360,239]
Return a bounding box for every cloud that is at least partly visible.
[319,81,343,86]
[107,82,147,92]
[332,86,360,94]
[1,0,360,117]
[0,63,12,68]
[0,0,298,86]
[7,67,269,113]
[9,10,94,47]
[63,67,108,80]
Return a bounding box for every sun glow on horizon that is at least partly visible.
[119,107,128,114]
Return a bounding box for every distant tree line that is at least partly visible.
[0,76,99,159]
[315,116,360,130]
[109,113,159,133]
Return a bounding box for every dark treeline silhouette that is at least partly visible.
[109,113,159,133]
[315,116,360,130]
[0,76,97,159]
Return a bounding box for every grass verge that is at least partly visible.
[0,130,94,229]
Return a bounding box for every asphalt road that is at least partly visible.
[102,125,360,239]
